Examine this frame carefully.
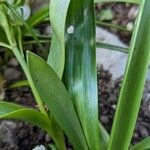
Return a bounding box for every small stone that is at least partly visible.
[32,145,46,150]
[128,6,139,20]
[112,104,116,109]
[100,116,109,124]
[8,58,18,67]
[127,22,134,31]
[139,126,149,138]
[45,133,51,142]
[4,68,21,81]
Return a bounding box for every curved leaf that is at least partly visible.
[108,0,150,149]
[0,101,52,135]
[47,0,70,78]
[63,0,100,149]
[130,137,150,150]
[27,52,88,150]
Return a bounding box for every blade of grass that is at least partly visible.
[64,0,100,149]
[130,137,150,150]
[96,42,128,53]
[9,80,29,89]
[108,0,150,149]
[96,21,130,32]
[27,52,88,150]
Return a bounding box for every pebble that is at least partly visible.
[4,68,21,82]
[128,6,139,20]
[139,126,149,138]
[8,58,19,67]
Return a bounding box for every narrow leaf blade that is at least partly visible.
[108,1,150,149]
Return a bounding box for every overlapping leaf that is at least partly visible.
[27,52,88,150]
[47,0,70,78]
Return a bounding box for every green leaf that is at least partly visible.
[9,80,29,89]
[130,137,150,150]
[27,52,88,150]
[99,122,109,149]
[63,0,100,149]
[96,42,128,53]
[47,33,62,78]
[94,0,139,4]
[0,101,65,150]
[0,101,52,136]
[108,0,150,149]
[47,0,70,78]
[26,6,49,28]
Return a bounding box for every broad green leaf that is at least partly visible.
[130,137,150,150]
[108,0,150,149]
[47,0,70,78]
[63,0,100,149]
[27,52,88,150]
[94,0,139,4]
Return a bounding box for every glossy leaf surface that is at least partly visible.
[63,0,100,149]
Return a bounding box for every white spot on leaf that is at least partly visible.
[67,25,74,34]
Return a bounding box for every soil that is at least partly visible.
[0,65,150,150]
